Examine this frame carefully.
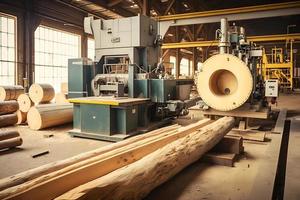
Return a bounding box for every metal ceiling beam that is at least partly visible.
[107,0,123,7]
[55,0,108,19]
[158,1,300,21]
[161,33,300,49]
[158,1,300,37]
[88,0,135,17]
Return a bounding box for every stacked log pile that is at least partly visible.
[0,117,235,200]
[0,84,73,129]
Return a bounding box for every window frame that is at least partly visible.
[0,12,17,85]
[33,24,81,91]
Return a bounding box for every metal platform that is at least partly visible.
[189,103,270,119]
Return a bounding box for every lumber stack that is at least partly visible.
[27,104,73,130]
[0,117,234,200]
[0,86,24,101]
[0,131,22,151]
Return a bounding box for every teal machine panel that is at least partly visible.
[150,79,177,103]
[68,58,93,98]
[70,101,150,142]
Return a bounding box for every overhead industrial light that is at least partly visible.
[130,4,138,8]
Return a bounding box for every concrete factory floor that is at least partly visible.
[0,93,299,199]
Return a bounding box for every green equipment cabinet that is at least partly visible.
[69,97,151,142]
[68,58,93,98]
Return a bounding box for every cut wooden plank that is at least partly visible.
[203,152,236,167]
[0,137,22,150]
[0,86,24,101]
[284,119,300,200]
[272,108,287,134]
[17,94,33,112]
[0,123,183,191]
[0,100,19,115]
[28,84,55,104]
[16,110,27,125]
[228,129,266,142]
[55,117,235,200]
[0,113,18,128]
[27,104,73,130]
[0,119,214,200]
[0,131,20,141]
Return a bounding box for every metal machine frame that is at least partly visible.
[261,40,294,90]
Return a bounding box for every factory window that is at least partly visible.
[87,38,95,61]
[170,56,176,76]
[180,58,190,77]
[0,13,16,85]
[34,26,80,92]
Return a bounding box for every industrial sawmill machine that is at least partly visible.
[67,15,199,141]
[197,18,278,113]
[67,14,278,141]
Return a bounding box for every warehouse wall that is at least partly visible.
[0,0,90,89]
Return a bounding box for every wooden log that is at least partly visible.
[28,84,55,104]
[0,113,18,128]
[0,119,213,199]
[56,117,235,200]
[0,137,22,150]
[0,100,19,115]
[0,131,20,141]
[17,94,33,112]
[0,86,24,101]
[16,110,27,125]
[27,104,73,130]
[0,123,182,191]
[55,93,69,104]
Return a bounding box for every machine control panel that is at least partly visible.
[265,80,279,97]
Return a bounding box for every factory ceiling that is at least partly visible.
[60,0,297,19]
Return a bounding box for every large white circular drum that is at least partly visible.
[197,54,253,111]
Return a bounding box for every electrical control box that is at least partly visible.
[265,80,279,97]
